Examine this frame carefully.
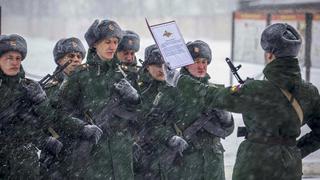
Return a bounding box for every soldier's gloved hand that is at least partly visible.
[45,137,63,156]
[114,78,140,103]
[216,110,234,127]
[168,135,189,156]
[21,80,47,104]
[163,63,181,87]
[82,125,103,144]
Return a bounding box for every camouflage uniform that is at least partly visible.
[119,59,140,89]
[177,57,320,180]
[0,34,85,180]
[147,40,234,180]
[134,69,168,179]
[174,24,320,180]
[149,68,233,180]
[40,37,86,179]
[117,30,141,89]
[166,68,233,180]
[59,49,135,179]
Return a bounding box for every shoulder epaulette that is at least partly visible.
[22,77,37,85]
[120,64,139,73]
[74,63,90,73]
[138,81,144,87]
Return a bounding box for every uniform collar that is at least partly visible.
[0,66,25,87]
[86,48,118,75]
[180,67,210,84]
[263,57,301,92]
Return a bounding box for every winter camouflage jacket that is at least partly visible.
[176,57,320,180]
[59,49,135,180]
[0,67,85,146]
[133,69,168,179]
[0,67,85,179]
[164,68,233,180]
[43,67,65,102]
[118,57,140,89]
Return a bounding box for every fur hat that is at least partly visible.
[187,40,212,64]
[0,34,27,60]
[261,23,302,58]
[85,19,123,47]
[143,44,164,67]
[117,30,140,52]
[53,37,86,64]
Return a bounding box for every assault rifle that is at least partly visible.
[160,115,213,167]
[70,78,139,177]
[225,57,244,84]
[70,95,121,177]
[39,60,72,87]
[161,109,234,166]
[226,58,254,137]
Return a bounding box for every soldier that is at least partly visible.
[59,19,139,179]
[115,30,141,138]
[40,37,86,179]
[133,44,167,179]
[149,40,234,180]
[116,30,141,87]
[166,23,320,180]
[0,34,102,179]
[44,37,86,100]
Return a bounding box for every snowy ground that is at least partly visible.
[22,37,320,179]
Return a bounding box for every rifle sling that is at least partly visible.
[280,88,303,124]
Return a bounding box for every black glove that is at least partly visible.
[44,136,63,156]
[21,80,47,104]
[168,135,189,156]
[114,78,140,103]
[215,109,234,127]
[82,125,103,144]
[163,63,181,87]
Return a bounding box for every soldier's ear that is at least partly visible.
[264,52,275,63]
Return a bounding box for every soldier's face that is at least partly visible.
[0,51,22,76]
[116,50,135,64]
[58,52,82,75]
[186,58,208,78]
[94,37,119,61]
[147,64,165,81]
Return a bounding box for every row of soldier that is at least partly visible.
[0,18,319,180]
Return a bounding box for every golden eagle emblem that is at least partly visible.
[163,30,172,38]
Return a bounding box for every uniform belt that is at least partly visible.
[246,133,296,146]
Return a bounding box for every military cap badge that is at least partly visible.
[194,47,200,53]
[71,41,78,48]
[128,39,133,45]
[109,24,114,31]
[9,40,17,47]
